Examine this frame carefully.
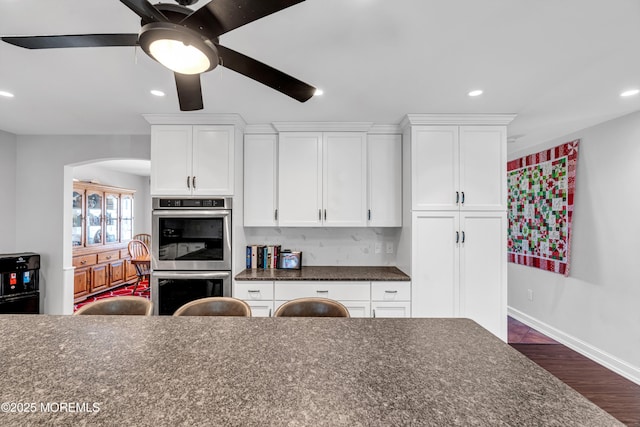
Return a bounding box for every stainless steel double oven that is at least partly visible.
[151,197,232,315]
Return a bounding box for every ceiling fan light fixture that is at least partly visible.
[139,22,218,75]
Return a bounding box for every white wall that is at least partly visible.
[0,130,17,253]
[14,134,150,315]
[72,164,151,235]
[507,110,640,383]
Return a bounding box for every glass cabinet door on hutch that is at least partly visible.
[72,188,84,247]
[86,190,103,246]
[121,194,134,241]
[104,193,120,244]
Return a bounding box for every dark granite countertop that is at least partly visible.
[0,315,621,426]
[235,266,410,281]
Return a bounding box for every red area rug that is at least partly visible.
[73,281,150,313]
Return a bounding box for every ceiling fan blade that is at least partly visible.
[174,73,204,111]
[217,44,316,102]
[120,0,168,23]
[1,34,139,49]
[181,0,305,37]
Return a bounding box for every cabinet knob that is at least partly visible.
[80,260,87,265]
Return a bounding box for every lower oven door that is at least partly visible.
[151,271,231,316]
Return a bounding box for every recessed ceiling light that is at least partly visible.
[620,89,639,97]
[468,89,483,97]
[314,89,324,96]
[0,90,15,98]
[150,89,165,97]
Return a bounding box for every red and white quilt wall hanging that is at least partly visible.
[507,139,579,276]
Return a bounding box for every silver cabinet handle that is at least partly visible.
[187,176,191,189]
[372,309,376,318]
[461,231,465,243]
[192,176,196,189]
[269,308,272,317]
[316,290,329,295]
[324,209,327,220]
[384,290,398,294]
[368,209,371,221]
[456,191,459,204]
[461,191,465,204]
[274,209,278,221]
[248,290,260,293]
[456,231,460,243]
[318,209,321,220]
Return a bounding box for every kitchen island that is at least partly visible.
[0,315,620,426]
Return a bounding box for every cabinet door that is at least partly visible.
[110,260,125,286]
[151,125,193,195]
[459,211,507,341]
[120,193,134,242]
[85,190,103,247]
[72,188,85,247]
[73,268,91,299]
[368,134,402,226]
[278,132,323,226]
[244,134,278,226]
[124,258,138,282]
[246,302,274,317]
[372,302,411,318]
[411,211,459,317]
[192,125,234,195]
[323,132,367,227]
[343,301,371,318]
[459,126,506,210]
[90,264,109,293]
[411,126,459,210]
[104,193,120,244]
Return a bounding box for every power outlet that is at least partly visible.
[527,289,534,301]
[386,242,394,254]
[374,242,382,254]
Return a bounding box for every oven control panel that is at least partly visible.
[155,198,231,209]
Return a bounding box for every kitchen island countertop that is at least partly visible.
[0,315,620,426]
[234,265,410,281]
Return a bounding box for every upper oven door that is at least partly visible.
[152,209,231,271]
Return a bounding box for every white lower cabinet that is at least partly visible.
[371,281,411,318]
[233,281,274,317]
[235,280,410,318]
[411,211,507,340]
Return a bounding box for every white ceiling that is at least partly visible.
[1,0,639,152]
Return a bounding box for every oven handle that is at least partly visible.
[153,271,231,280]
[152,210,231,217]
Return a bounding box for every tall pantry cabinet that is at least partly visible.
[401,114,515,341]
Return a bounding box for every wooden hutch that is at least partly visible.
[72,182,138,302]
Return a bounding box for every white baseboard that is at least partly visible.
[508,307,640,386]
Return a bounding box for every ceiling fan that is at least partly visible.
[1,0,317,111]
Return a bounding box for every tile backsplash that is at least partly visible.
[243,227,401,266]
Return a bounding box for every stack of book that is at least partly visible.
[246,245,282,269]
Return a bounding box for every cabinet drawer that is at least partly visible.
[73,254,97,268]
[275,281,370,301]
[371,281,411,301]
[98,250,120,263]
[234,281,274,300]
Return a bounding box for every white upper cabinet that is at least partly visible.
[244,134,278,226]
[277,132,367,227]
[151,124,234,196]
[278,132,323,226]
[368,134,402,226]
[411,125,506,211]
[323,132,367,227]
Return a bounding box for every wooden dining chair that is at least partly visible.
[274,297,350,317]
[132,233,151,248]
[173,297,252,317]
[127,239,150,294]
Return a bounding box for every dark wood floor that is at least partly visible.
[508,318,640,426]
